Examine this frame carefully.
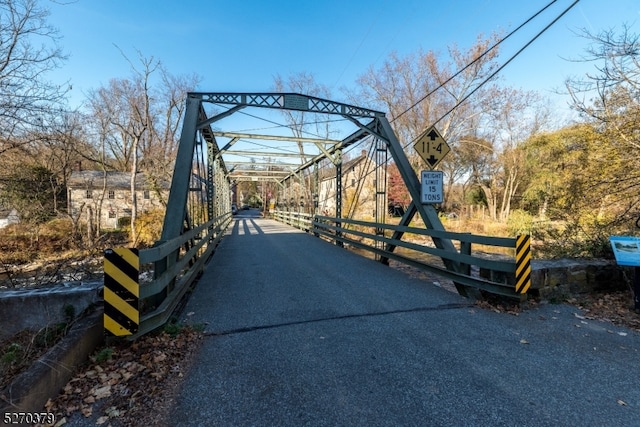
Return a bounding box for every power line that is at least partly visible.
[391,0,561,124]
[402,0,581,150]
[338,0,582,210]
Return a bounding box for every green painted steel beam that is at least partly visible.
[191,92,385,118]
[161,95,200,242]
[212,131,340,146]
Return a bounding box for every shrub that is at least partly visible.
[134,209,165,247]
[507,209,534,236]
[117,216,131,230]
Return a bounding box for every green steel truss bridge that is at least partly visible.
[103,92,531,339]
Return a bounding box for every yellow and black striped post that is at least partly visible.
[104,248,139,336]
[515,234,532,294]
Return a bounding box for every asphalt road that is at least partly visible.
[171,212,640,426]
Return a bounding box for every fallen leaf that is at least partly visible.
[153,352,167,363]
[81,407,92,417]
[92,385,112,400]
[44,398,54,411]
[618,399,627,406]
[96,415,110,425]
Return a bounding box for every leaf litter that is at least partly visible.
[39,325,203,426]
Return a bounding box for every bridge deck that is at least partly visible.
[170,213,640,426]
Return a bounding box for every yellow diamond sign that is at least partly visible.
[414,126,450,169]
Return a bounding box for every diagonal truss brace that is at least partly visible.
[344,115,480,298]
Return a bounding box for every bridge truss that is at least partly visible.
[105,92,531,338]
[164,92,476,296]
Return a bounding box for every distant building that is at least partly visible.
[0,206,19,229]
[67,170,170,229]
[318,150,385,220]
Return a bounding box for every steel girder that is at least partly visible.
[162,92,468,295]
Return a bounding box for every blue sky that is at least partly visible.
[47,0,639,119]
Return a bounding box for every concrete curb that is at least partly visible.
[0,281,103,341]
[0,307,104,419]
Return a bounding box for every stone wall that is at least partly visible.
[530,258,630,299]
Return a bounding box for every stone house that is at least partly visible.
[67,170,169,230]
[318,150,385,220]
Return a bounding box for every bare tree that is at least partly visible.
[478,87,549,221]
[145,69,200,185]
[566,25,640,150]
[353,34,554,220]
[351,33,503,173]
[84,58,155,243]
[0,0,67,155]
[85,53,200,242]
[559,25,640,234]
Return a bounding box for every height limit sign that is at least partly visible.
[421,171,443,204]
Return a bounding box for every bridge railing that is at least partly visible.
[104,213,232,339]
[272,211,526,298]
[314,215,523,298]
[271,210,313,231]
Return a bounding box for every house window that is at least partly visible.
[108,211,116,219]
[85,190,92,199]
[351,179,356,187]
[143,190,150,199]
[108,190,115,199]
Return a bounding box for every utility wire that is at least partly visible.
[391,0,560,124]
[338,0,582,204]
[402,0,581,150]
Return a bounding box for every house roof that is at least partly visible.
[68,171,171,190]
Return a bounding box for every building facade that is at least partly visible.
[67,171,169,230]
[318,150,385,220]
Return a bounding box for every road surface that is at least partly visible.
[171,212,640,426]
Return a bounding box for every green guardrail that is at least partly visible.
[272,211,529,299]
[104,212,232,339]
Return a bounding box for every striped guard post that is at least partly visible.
[104,248,139,336]
[515,235,532,294]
